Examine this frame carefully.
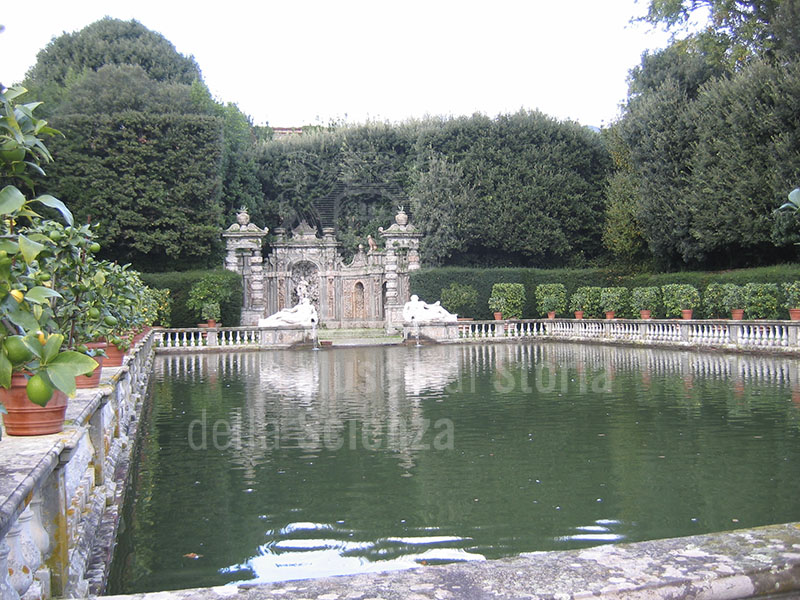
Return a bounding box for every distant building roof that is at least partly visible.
[272,127,304,138]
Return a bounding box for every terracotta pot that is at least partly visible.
[75,341,106,389]
[730,309,744,320]
[605,311,615,320]
[681,309,693,320]
[547,311,556,320]
[206,319,217,328]
[640,310,652,320]
[789,308,800,321]
[493,312,503,321]
[574,310,584,320]
[103,343,127,367]
[0,373,67,436]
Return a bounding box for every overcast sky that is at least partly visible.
[1,0,674,128]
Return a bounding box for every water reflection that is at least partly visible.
[110,343,800,593]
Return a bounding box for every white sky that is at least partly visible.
[0,0,673,128]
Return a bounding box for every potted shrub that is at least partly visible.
[600,287,629,319]
[702,283,727,319]
[201,302,221,327]
[630,286,660,319]
[661,284,700,319]
[783,281,800,320]
[488,283,525,320]
[187,272,234,327]
[569,286,602,319]
[440,282,477,319]
[741,283,780,320]
[0,86,100,434]
[535,283,567,319]
[721,284,745,320]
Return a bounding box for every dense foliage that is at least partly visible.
[20,18,260,271]
[411,264,800,319]
[606,1,800,270]
[141,269,242,327]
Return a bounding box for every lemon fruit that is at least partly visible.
[26,374,54,406]
[4,336,33,365]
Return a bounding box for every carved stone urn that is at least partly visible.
[395,207,409,227]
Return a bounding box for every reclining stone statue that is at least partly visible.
[258,297,319,327]
[402,294,457,323]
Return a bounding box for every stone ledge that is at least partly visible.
[99,522,800,600]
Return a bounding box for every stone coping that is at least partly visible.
[99,522,800,599]
[0,365,127,540]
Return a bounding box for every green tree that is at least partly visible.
[639,0,800,63]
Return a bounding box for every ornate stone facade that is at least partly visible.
[224,207,422,329]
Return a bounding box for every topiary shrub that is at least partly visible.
[783,281,800,309]
[661,284,700,318]
[440,282,478,317]
[489,283,526,319]
[742,283,780,319]
[630,286,660,315]
[535,283,567,316]
[569,286,603,318]
[600,287,629,315]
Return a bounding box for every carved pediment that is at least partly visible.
[292,220,319,241]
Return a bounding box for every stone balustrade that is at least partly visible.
[156,325,315,351]
[406,318,800,353]
[0,331,156,599]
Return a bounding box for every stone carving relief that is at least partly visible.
[290,261,320,307]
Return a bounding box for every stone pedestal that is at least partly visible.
[222,208,269,325]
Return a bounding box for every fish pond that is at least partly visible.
[108,342,800,593]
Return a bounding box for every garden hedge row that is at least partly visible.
[141,269,242,327]
[410,264,800,320]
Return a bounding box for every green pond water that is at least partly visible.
[108,342,800,593]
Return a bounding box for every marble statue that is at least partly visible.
[402,294,457,323]
[258,298,319,327]
[367,234,378,252]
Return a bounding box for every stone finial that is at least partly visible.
[395,206,409,227]
[236,207,250,227]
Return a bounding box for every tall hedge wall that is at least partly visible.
[141,269,242,327]
[410,264,800,319]
[43,112,225,271]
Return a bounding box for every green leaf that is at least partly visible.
[0,185,26,215]
[21,334,43,360]
[24,286,62,304]
[0,353,11,390]
[0,239,19,254]
[45,363,77,397]
[18,234,45,264]
[33,195,73,226]
[41,333,64,363]
[50,350,99,376]
[7,304,41,333]
[93,271,106,286]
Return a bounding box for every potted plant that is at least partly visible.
[201,302,221,327]
[535,283,567,319]
[187,272,234,327]
[702,283,726,319]
[721,284,745,320]
[741,283,780,320]
[0,86,100,433]
[440,282,477,320]
[488,283,525,320]
[661,284,700,319]
[630,286,660,319]
[488,295,506,320]
[783,281,800,320]
[600,287,629,319]
[569,286,602,319]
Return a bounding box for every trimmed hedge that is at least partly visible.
[410,264,800,319]
[141,269,242,327]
